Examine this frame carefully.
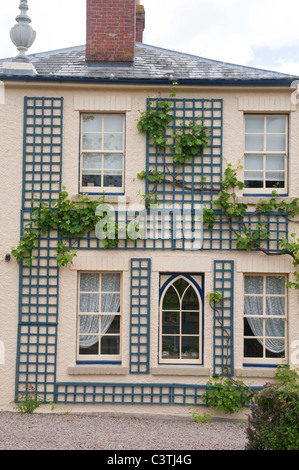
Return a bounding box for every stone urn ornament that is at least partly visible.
[10,0,36,62]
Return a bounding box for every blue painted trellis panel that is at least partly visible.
[15,97,63,402]
[213,261,234,376]
[129,259,151,374]
[54,382,262,406]
[145,98,223,210]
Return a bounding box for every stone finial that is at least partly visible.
[9,0,36,62]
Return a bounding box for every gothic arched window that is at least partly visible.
[160,275,203,364]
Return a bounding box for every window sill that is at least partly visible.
[240,194,289,203]
[72,194,130,204]
[151,366,211,377]
[68,365,129,375]
[235,368,277,379]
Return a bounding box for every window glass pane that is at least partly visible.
[265,318,285,337]
[266,117,286,134]
[162,286,180,310]
[103,171,123,188]
[103,133,123,151]
[79,337,99,355]
[182,337,199,358]
[246,317,263,335]
[162,311,180,334]
[104,153,123,170]
[266,172,285,183]
[244,317,255,337]
[245,154,263,170]
[266,155,285,171]
[101,293,120,313]
[245,276,263,294]
[266,276,285,295]
[80,273,99,292]
[266,134,286,152]
[82,172,101,187]
[182,286,199,311]
[245,134,264,151]
[182,311,199,334]
[266,297,285,317]
[161,336,180,359]
[83,134,102,150]
[102,273,121,292]
[266,179,284,189]
[244,296,263,316]
[244,338,263,358]
[83,153,102,169]
[266,340,285,358]
[101,336,120,355]
[245,117,264,133]
[80,293,99,313]
[104,115,123,132]
[244,172,263,188]
[102,315,120,334]
[80,315,99,334]
[82,115,102,132]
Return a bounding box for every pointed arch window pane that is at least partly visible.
[182,285,199,310]
[162,286,180,310]
[173,278,189,296]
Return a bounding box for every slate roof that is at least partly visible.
[1,42,298,85]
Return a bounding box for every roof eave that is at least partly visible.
[0,74,297,87]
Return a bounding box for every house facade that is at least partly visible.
[0,0,298,416]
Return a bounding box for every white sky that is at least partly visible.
[1,0,299,75]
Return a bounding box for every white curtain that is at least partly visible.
[79,274,120,349]
[244,276,285,354]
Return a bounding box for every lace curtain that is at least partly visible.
[79,274,120,349]
[244,276,285,354]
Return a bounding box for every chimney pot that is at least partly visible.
[136,3,145,43]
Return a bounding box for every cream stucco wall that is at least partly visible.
[0,81,298,416]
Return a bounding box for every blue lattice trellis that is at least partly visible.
[213,261,235,376]
[15,97,63,402]
[129,259,151,374]
[145,98,223,209]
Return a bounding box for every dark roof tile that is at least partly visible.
[1,43,297,83]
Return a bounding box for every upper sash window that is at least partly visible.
[80,114,125,194]
[244,115,288,193]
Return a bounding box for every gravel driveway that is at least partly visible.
[0,412,248,450]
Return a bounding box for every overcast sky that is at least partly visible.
[1,0,299,75]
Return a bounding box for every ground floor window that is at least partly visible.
[77,272,121,362]
[159,274,203,364]
[244,275,286,365]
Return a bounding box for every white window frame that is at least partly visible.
[243,274,287,365]
[159,274,203,365]
[80,113,125,194]
[77,272,122,362]
[244,114,288,195]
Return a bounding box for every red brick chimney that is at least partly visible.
[86,0,145,63]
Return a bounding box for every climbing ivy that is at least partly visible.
[11,189,136,267]
[11,85,299,286]
[136,85,299,289]
[203,163,299,289]
[137,85,211,205]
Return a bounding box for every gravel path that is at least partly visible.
[0,412,248,450]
